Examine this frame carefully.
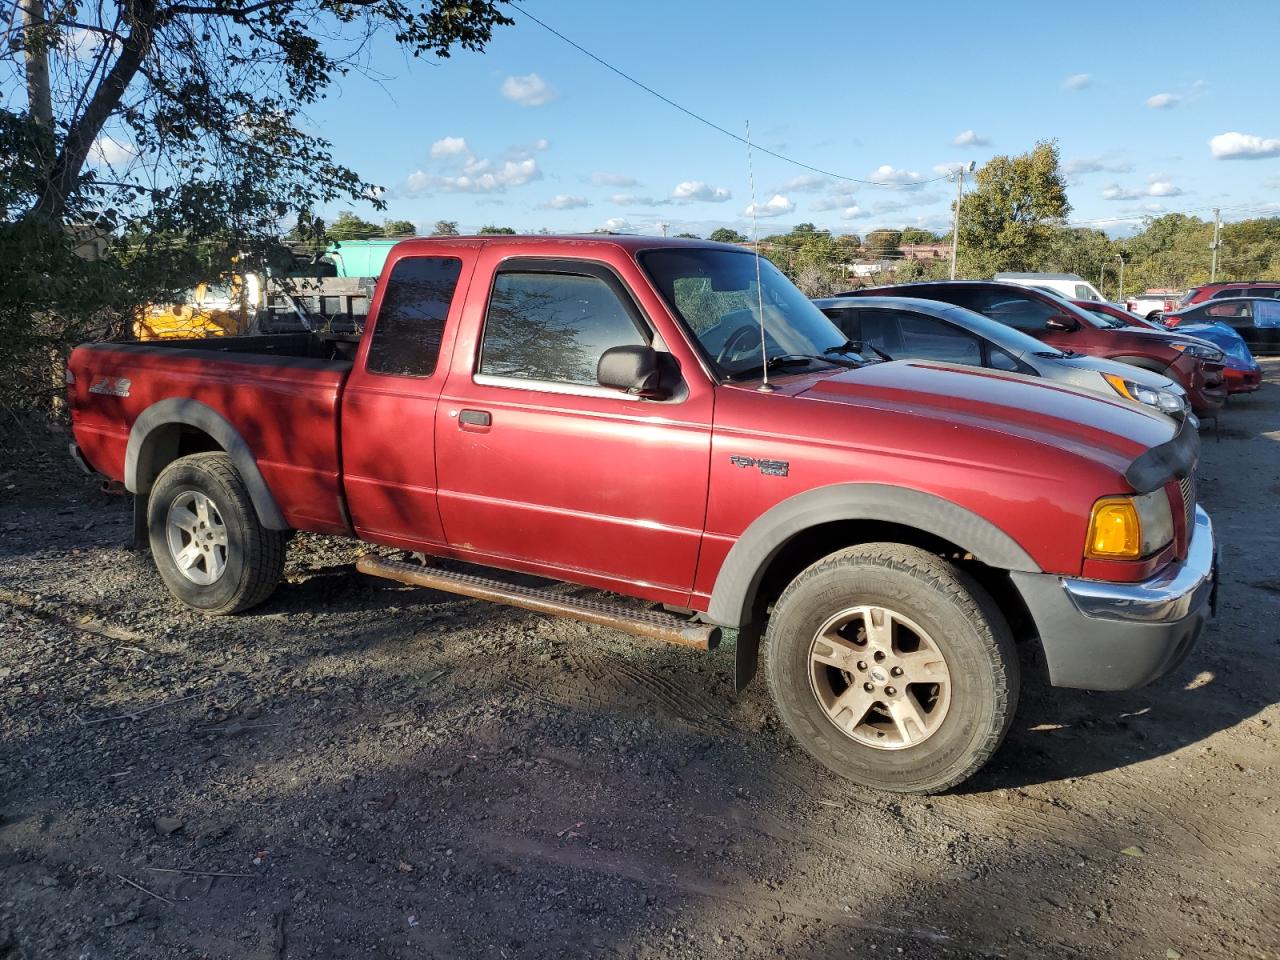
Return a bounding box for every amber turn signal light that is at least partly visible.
[1085,497,1142,559]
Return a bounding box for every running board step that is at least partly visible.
[356,556,721,651]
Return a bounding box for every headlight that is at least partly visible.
[1102,373,1187,415]
[1172,342,1225,362]
[1085,490,1174,560]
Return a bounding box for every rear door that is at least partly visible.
[433,252,714,605]
[1203,301,1259,350]
[1252,299,1280,353]
[341,246,478,548]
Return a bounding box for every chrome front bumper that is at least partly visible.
[1062,507,1217,623]
[1009,507,1217,691]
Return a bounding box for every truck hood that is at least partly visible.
[796,359,1177,471]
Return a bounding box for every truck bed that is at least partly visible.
[68,333,358,534]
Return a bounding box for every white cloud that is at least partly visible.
[1065,155,1133,176]
[953,130,989,147]
[810,197,840,212]
[609,192,667,207]
[501,73,558,107]
[430,136,469,158]
[89,135,136,166]
[1146,179,1182,197]
[1102,183,1138,201]
[840,205,862,220]
[671,180,732,203]
[61,25,120,59]
[1063,73,1091,90]
[932,162,967,176]
[1145,92,1182,109]
[743,195,795,218]
[406,156,541,194]
[1210,131,1280,160]
[592,172,639,187]
[868,164,924,186]
[540,194,590,210]
[602,217,632,232]
[776,174,829,193]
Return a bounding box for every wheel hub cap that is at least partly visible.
[165,491,229,585]
[807,605,952,750]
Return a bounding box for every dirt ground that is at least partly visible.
[2,363,1278,960]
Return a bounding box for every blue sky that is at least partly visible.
[307,0,1280,238]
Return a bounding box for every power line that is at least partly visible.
[514,7,951,190]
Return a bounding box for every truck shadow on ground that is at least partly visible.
[3,611,1274,960]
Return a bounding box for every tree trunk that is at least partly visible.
[31,0,157,222]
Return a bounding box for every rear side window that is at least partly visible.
[479,270,647,385]
[366,256,463,377]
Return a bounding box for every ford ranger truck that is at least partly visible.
[66,236,1218,794]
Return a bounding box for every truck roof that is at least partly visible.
[383,234,741,255]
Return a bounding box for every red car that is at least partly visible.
[843,281,1227,417]
[1180,281,1280,307]
[66,236,1217,794]
[1076,300,1262,394]
[1073,299,1164,330]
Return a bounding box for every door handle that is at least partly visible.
[458,409,492,430]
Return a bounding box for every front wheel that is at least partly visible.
[147,452,288,614]
[765,544,1018,794]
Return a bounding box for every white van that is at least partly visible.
[993,272,1106,302]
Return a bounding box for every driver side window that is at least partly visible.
[478,270,648,386]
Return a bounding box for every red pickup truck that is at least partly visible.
[67,236,1217,794]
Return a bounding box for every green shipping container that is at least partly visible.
[324,239,401,278]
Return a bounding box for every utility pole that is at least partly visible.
[1209,208,1222,283]
[20,0,54,132]
[657,221,668,238]
[1116,253,1125,303]
[949,161,975,281]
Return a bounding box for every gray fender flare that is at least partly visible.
[706,482,1040,630]
[125,398,289,530]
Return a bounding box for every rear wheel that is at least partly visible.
[147,453,287,614]
[765,543,1018,794]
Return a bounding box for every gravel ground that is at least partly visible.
[2,361,1278,960]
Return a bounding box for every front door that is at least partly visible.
[434,256,713,606]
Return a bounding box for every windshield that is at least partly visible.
[1036,288,1112,328]
[640,248,863,379]
[1083,306,1129,328]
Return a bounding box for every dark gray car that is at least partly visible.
[814,296,1190,418]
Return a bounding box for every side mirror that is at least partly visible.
[1046,314,1079,332]
[597,345,669,399]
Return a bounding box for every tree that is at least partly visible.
[383,219,417,237]
[477,224,516,235]
[865,229,903,257]
[709,227,747,244]
[674,232,701,239]
[2,0,511,408]
[327,212,383,241]
[899,227,941,245]
[956,140,1069,276]
[432,220,460,236]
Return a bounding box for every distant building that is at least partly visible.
[901,243,949,261]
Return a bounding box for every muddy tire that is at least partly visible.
[147,453,287,614]
[764,543,1018,794]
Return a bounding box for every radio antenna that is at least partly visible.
[746,120,773,392]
